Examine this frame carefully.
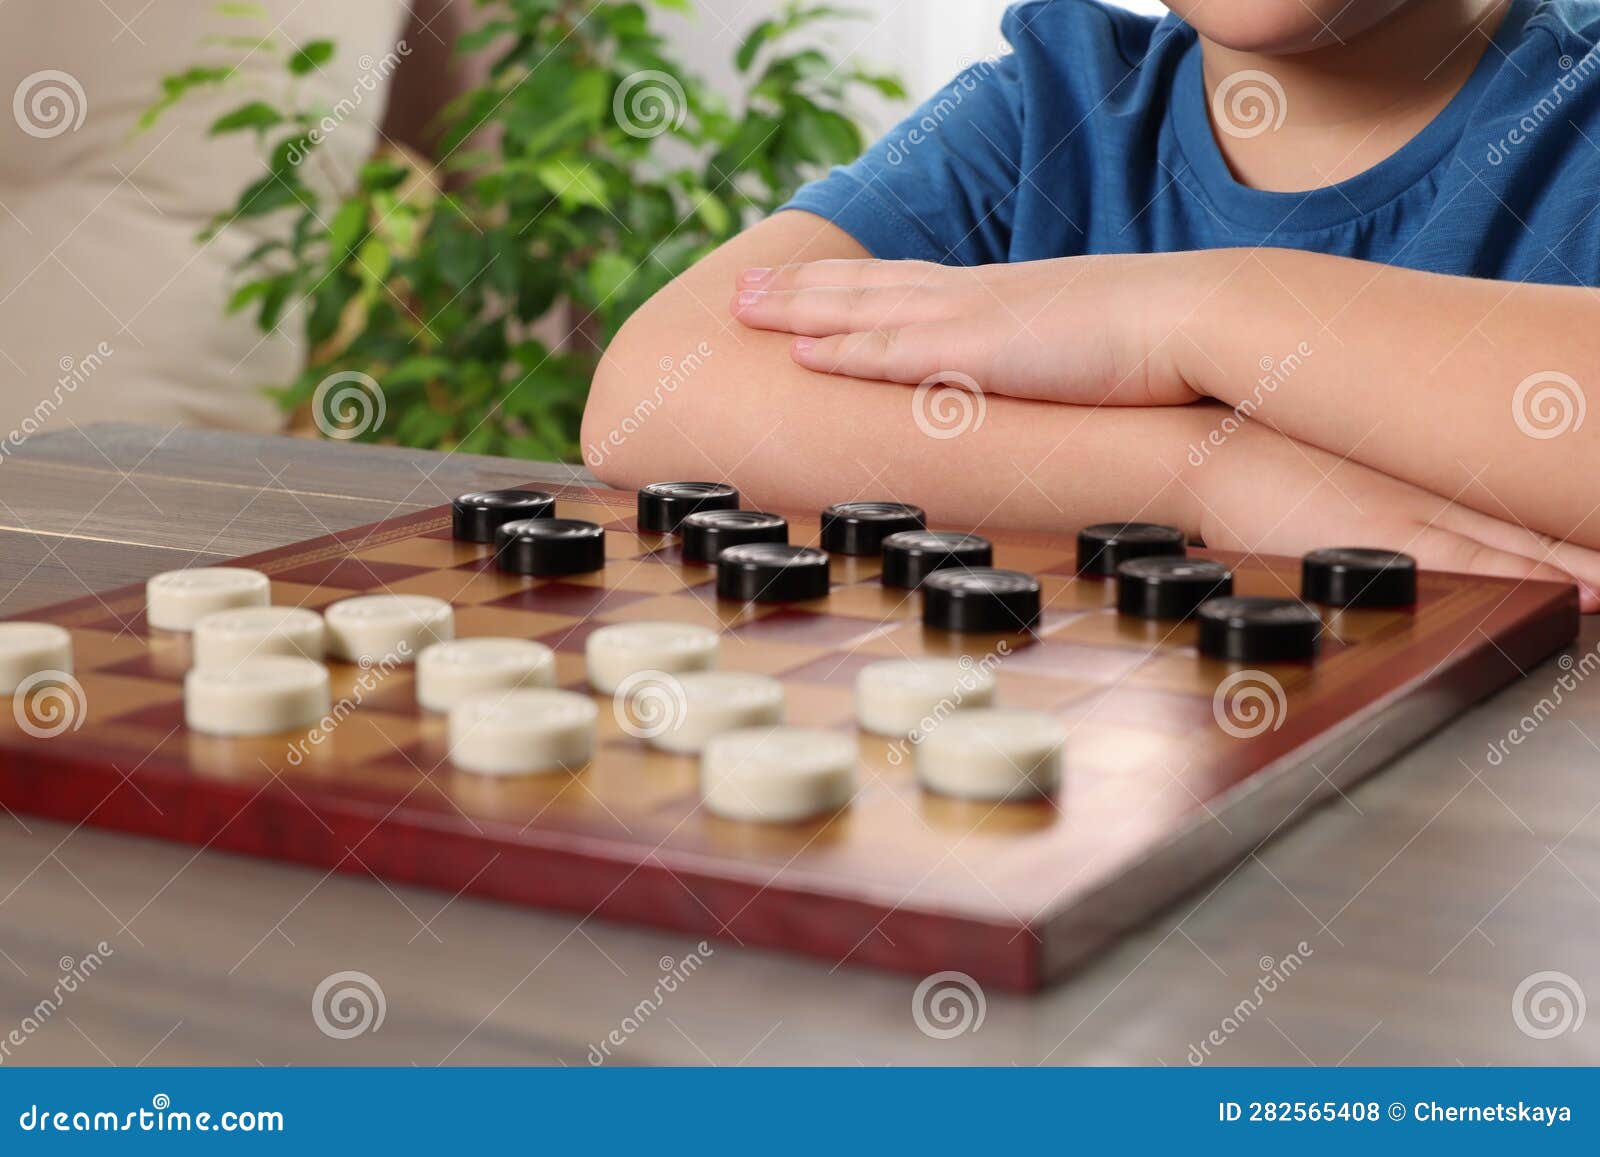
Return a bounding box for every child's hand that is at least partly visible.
[730,256,1203,407]
[1198,421,1600,612]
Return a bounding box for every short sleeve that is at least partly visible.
[780,48,1027,266]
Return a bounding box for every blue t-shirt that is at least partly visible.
[783,0,1600,285]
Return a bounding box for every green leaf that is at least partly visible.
[214,2,270,17]
[585,252,636,305]
[234,238,285,269]
[693,190,733,237]
[786,102,861,164]
[433,224,484,290]
[736,19,777,71]
[137,65,232,131]
[324,199,367,261]
[227,275,293,330]
[225,279,273,314]
[209,100,282,135]
[305,279,351,344]
[358,158,409,192]
[229,172,305,219]
[288,40,334,75]
[856,71,908,100]
[386,356,455,386]
[533,159,609,209]
[355,236,392,286]
[269,133,315,173]
[257,279,292,330]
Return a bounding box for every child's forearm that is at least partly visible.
[585,215,1219,535]
[588,320,1222,536]
[1176,247,1600,546]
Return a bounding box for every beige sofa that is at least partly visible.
[0,0,409,437]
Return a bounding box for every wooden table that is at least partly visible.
[1,424,1596,1066]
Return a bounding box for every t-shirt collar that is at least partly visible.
[1165,0,1539,234]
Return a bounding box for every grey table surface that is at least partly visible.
[0,423,1596,1067]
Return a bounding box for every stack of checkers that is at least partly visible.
[0,483,1420,830]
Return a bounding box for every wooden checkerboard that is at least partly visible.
[0,482,1577,991]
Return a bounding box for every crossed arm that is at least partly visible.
[582,210,1600,606]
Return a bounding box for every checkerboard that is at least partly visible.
[0,482,1578,991]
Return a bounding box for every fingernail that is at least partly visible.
[740,268,772,285]
[735,290,763,309]
[793,337,817,355]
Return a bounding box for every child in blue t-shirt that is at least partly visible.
[584,0,1600,605]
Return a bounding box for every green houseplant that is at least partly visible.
[146,0,902,460]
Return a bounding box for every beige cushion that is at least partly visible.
[0,0,408,436]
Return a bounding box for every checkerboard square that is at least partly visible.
[591,592,770,632]
[381,567,533,606]
[1046,609,1194,650]
[269,581,351,610]
[564,559,715,594]
[273,557,429,590]
[486,582,653,618]
[1056,686,1218,735]
[988,640,1149,683]
[724,609,896,649]
[452,605,582,640]
[357,537,491,569]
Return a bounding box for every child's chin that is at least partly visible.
[1174,0,1403,55]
